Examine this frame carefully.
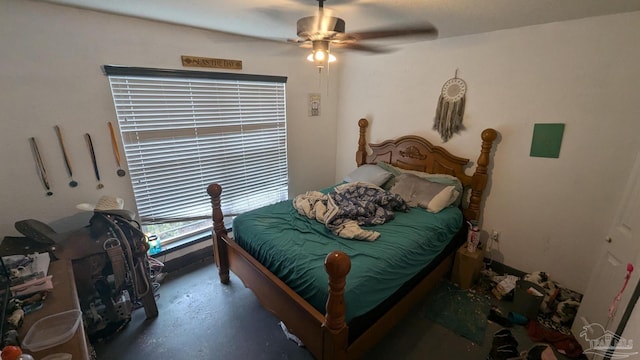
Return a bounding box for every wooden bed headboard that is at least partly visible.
[355,118,497,222]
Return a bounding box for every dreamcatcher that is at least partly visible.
[433,71,467,142]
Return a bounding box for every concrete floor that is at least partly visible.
[93,258,539,360]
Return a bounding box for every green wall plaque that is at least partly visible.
[530,123,565,158]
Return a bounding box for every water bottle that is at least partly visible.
[148,235,162,255]
[467,221,480,253]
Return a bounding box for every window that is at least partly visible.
[104,66,288,247]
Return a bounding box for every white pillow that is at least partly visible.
[427,186,460,213]
[343,164,393,186]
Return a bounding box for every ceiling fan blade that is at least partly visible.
[286,38,312,48]
[346,24,438,41]
[332,42,390,54]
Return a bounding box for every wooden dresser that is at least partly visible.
[18,259,91,360]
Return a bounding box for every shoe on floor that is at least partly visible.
[489,307,513,327]
[492,329,519,348]
[507,311,529,325]
[487,344,521,360]
[487,329,520,360]
[524,344,557,360]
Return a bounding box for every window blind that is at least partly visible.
[104,66,288,225]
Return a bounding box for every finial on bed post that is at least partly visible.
[207,183,230,284]
[466,129,498,222]
[207,183,228,237]
[356,118,369,166]
[323,251,350,358]
[324,251,351,331]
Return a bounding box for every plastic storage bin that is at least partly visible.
[41,353,72,360]
[22,309,82,352]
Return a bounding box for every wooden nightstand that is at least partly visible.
[451,242,486,289]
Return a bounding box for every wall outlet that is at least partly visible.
[491,230,500,242]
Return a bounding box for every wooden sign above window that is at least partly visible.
[181,55,242,70]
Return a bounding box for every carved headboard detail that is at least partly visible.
[355,118,497,222]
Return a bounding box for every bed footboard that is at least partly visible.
[207,183,351,359]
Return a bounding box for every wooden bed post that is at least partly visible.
[323,251,351,360]
[465,129,498,222]
[207,183,230,284]
[356,118,369,167]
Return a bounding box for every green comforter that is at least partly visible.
[232,198,462,322]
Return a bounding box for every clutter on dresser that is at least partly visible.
[0,256,11,339]
[0,197,159,359]
[4,253,50,283]
[0,252,53,353]
[15,260,92,359]
[3,253,52,305]
[0,254,44,359]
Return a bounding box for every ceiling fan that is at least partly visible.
[287,0,439,68]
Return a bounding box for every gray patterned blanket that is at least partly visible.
[293,182,409,241]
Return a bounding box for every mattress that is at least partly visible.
[232,194,463,323]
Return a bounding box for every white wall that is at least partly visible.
[0,0,338,237]
[335,12,640,293]
[3,0,640,294]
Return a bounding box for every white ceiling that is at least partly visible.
[42,0,640,46]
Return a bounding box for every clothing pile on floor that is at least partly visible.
[484,270,583,334]
[487,327,587,360]
[480,268,588,360]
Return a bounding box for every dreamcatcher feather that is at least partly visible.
[433,76,467,142]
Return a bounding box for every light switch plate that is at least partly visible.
[309,93,320,117]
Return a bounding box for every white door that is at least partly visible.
[572,153,640,358]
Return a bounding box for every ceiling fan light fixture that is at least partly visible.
[306,52,336,63]
[307,40,336,67]
[292,0,439,71]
